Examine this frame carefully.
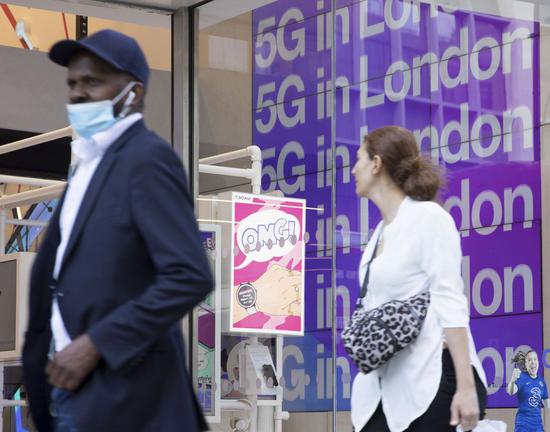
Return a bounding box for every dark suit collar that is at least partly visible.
[106,119,146,155]
[56,119,147,279]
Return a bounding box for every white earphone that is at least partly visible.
[118,90,136,118]
[125,91,136,107]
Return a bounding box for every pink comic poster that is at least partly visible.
[230,193,305,335]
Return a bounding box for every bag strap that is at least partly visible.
[358,227,383,302]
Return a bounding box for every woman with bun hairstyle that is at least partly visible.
[349,126,487,432]
[507,350,548,432]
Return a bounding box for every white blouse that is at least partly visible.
[350,197,487,432]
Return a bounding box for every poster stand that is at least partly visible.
[197,146,292,432]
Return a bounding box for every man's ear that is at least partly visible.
[132,83,145,110]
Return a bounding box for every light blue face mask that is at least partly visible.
[67,81,138,140]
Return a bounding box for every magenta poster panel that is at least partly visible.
[230,193,306,335]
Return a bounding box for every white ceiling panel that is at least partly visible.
[88,0,203,11]
[6,0,550,27]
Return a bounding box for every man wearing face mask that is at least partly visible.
[22,29,213,432]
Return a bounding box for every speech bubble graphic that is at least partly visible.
[235,209,301,270]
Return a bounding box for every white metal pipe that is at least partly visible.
[250,154,262,195]
[274,335,286,432]
[6,219,48,228]
[199,146,263,193]
[198,164,255,179]
[274,409,289,421]
[258,406,274,432]
[0,175,65,187]
[247,146,262,163]
[0,184,65,209]
[219,399,252,411]
[199,147,255,165]
[249,401,257,432]
[0,126,72,155]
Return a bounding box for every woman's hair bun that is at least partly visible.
[364,126,443,201]
[394,156,422,185]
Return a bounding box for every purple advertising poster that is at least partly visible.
[196,227,221,421]
[252,0,540,411]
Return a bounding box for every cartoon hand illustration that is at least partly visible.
[254,264,302,316]
[233,264,302,323]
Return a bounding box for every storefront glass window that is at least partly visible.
[193,1,549,430]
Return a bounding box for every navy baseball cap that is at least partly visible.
[49,29,149,86]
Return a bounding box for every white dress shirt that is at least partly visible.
[350,197,487,432]
[51,113,142,352]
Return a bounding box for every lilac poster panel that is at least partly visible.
[253,0,540,410]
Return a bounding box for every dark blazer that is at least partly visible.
[22,120,213,432]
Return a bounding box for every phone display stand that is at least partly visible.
[239,344,278,400]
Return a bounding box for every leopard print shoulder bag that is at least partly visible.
[342,230,430,374]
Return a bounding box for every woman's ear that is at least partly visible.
[372,155,383,174]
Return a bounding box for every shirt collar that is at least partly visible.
[383,196,411,234]
[70,113,143,163]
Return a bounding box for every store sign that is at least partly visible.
[252,0,540,410]
[230,193,306,335]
